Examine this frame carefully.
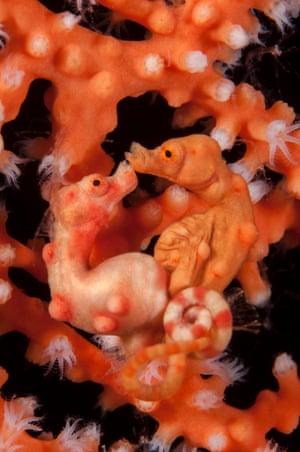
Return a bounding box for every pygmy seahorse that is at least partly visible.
[43,161,169,343]
[126,135,258,296]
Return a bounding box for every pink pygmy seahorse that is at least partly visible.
[43,161,232,400]
[126,135,258,296]
[43,161,169,344]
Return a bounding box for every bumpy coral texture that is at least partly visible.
[1,0,300,451]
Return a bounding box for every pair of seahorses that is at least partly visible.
[44,134,257,401]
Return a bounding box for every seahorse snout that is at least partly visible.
[112,160,138,194]
[125,142,147,171]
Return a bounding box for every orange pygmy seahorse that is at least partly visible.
[126,134,258,296]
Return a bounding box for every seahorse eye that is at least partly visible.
[92,179,101,186]
[164,149,172,158]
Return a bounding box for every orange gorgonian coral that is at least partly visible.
[0,0,300,451]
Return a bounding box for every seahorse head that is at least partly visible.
[126,134,224,194]
[51,161,138,228]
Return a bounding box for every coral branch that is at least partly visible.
[0,0,300,450]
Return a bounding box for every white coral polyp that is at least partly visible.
[210,127,234,150]
[226,25,250,50]
[207,432,228,451]
[273,352,295,376]
[1,66,25,88]
[0,279,12,303]
[192,2,216,25]
[265,120,300,166]
[57,419,100,452]
[184,50,208,73]
[191,389,221,410]
[28,35,50,57]
[0,149,25,187]
[248,180,271,204]
[268,0,300,30]
[214,80,235,102]
[138,358,167,385]
[228,160,254,182]
[3,397,41,433]
[144,53,164,75]
[42,335,77,378]
[61,12,80,30]
[0,244,16,266]
[0,397,42,452]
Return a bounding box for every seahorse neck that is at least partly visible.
[193,170,233,206]
[53,221,101,273]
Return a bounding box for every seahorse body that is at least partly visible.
[126,135,258,295]
[43,162,169,337]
